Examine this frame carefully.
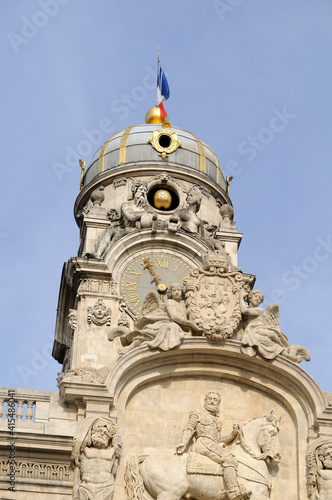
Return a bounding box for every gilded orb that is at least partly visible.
[153,189,172,209]
[145,107,169,124]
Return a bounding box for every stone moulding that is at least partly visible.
[74,165,231,224]
[105,338,325,426]
[59,380,114,414]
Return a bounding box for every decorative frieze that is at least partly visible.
[78,278,118,296]
[0,460,73,482]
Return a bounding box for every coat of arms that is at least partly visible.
[185,250,253,340]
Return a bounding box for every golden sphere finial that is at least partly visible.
[145,106,169,124]
[153,189,172,209]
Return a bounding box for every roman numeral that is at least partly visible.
[181,275,190,283]
[130,269,142,278]
[125,280,137,291]
[155,258,169,269]
[128,293,141,307]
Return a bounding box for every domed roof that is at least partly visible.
[83,124,226,190]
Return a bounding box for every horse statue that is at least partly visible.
[124,411,281,500]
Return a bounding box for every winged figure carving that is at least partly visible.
[108,285,199,355]
[239,290,310,363]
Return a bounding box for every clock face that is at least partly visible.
[120,252,194,316]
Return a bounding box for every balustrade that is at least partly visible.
[0,396,36,422]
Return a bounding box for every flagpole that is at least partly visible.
[156,46,160,107]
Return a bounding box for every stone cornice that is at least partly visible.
[106,338,327,429]
[0,431,73,451]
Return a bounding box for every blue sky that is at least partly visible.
[1,0,332,392]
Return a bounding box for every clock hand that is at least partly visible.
[142,257,167,292]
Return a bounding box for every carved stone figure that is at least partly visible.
[177,185,203,233]
[86,209,124,259]
[185,250,250,340]
[125,407,280,500]
[121,179,156,229]
[307,438,332,499]
[62,310,76,373]
[175,391,249,500]
[87,299,111,326]
[72,417,122,500]
[175,186,234,250]
[239,289,311,363]
[108,284,199,354]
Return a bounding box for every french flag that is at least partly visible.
[157,61,170,120]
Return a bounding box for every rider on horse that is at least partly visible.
[175,391,251,500]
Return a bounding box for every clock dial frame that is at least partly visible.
[120,251,194,316]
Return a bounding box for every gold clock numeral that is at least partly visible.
[125,280,137,291]
[181,275,190,283]
[130,269,142,279]
[127,293,141,307]
[173,263,181,272]
[155,258,169,269]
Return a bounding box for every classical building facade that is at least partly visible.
[1,107,332,499]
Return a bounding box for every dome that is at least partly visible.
[83,124,226,190]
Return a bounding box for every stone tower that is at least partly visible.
[1,109,332,500]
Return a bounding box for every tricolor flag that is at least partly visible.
[156,60,170,120]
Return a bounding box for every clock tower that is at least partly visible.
[53,112,244,376]
[46,108,320,500]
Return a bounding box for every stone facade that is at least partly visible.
[1,120,331,499]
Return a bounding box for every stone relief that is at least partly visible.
[78,279,118,296]
[175,391,250,500]
[0,460,72,482]
[239,289,311,363]
[307,438,332,499]
[125,392,280,500]
[87,299,111,326]
[185,250,251,340]
[72,417,122,500]
[59,367,107,385]
[108,284,199,354]
[82,180,229,258]
[151,171,187,191]
[113,177,127,188]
